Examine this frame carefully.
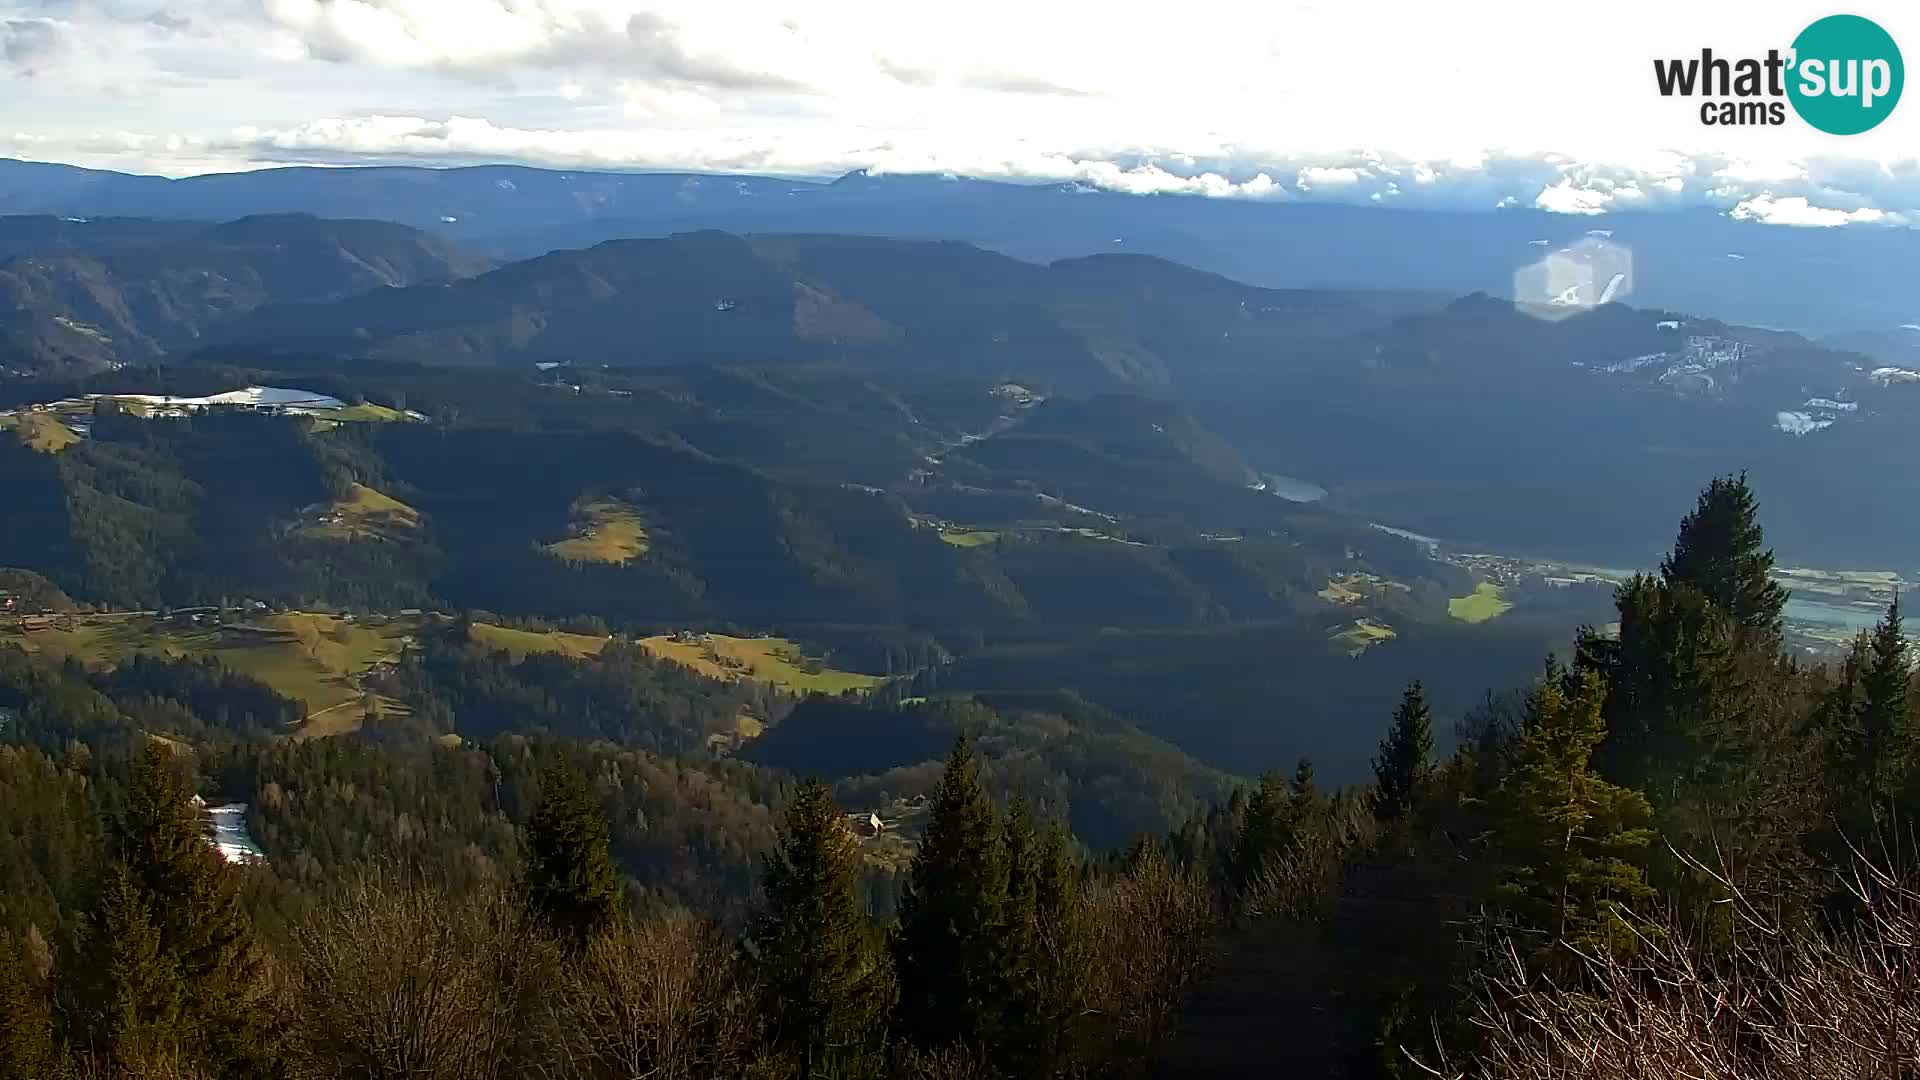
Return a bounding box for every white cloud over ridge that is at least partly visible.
[5,0,1920,226]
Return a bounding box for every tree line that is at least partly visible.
[1143,472,1920,1077]
[5,471,1918,1078]
[0,734,1213,1080]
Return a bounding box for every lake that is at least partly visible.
[1784,597,1883,631]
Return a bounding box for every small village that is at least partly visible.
[842,794,933,870]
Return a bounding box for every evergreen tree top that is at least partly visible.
[1373,680,1435,822]
[1660,472,1788,640]
[523,761,622,945]
[753,779,889,1072]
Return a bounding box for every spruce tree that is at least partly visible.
[1857,593,1912,809]
[82,862,186,1068]
[1659,472,1788,641]
[894,736,1007,1052]
[1032,819,1090,1073]
[522,762,623,946]
[1290,756,1317,805]
[1034,819,1077,920]
[0,931,57,1080]
[1373,682,1434,821]
[1287,757,1324,843]
[751,780,888,1075]
[106,742,269,1075]
[997,798,1044,1074]
[1231,770,1291,887]
[1600,576,1745,790]
[1490,671,1654,953]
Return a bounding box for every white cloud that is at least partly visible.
[1729,194,1902,227]
[1297,166,1367,190]
[3,0,1920,228]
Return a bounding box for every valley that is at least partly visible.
[0,151,1915,1080]
[0,608,886,741]
[11,9,1920,1074]
[0,212,1909,785]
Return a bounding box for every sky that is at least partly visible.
[4,0,1920,224]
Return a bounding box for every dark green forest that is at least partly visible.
[3,474,1918,1078]
[5,217,1919,1078]
[0,362,1575,777]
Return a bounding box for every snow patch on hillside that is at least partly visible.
[204,803,266,864]
[1775,411,1832,436]
[98,386,347,411]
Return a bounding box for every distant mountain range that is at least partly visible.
[3,204,1918,567]
[0,213,484,375]
[213,230,1439,389]
[3,157,1917,340]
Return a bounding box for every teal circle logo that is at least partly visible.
[1788,14,1903,134]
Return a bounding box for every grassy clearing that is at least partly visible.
[1447,582,1515,624]
[543,499,650,564]
[12,412,79,452]
[938,528,1001,548]
[1317,572,1412,606]
[330,403,409,422]
[638,634,885,695]
[3,612,419,736]
[467,622,611,661]
[300,483,420,541]
[1329,618,1397,657]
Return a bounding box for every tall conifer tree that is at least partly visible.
[522,762,623,946]
[751,780,888,1075]
[1231,770,1291,887]
[997,798,1046,1074]
[1373,681,1434,821]
[894,736,1007,1052]
[0,931,57,1080]
[81,863,186,1067]
[1491,672,1654,952]
[101,742,270,1076]
[1659,472,1788,642]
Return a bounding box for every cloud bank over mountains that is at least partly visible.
[5,0,1920,225]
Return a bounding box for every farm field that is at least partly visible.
[3,611,420,737]
[542,498,649,564]
[466,621,612,660]
[1447,582,1514,623]
[299,483,421,541]
[637,633,886,695]
[329,402,409,422]
[937,528,1000,548]
[1317,572,1411,606]
[5,411,79,452]
[1328,618,1397,657]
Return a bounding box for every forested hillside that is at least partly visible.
[0,354,1572,778]
[2,476,1915,1079]
[2,215,1908,568]
[0,215,486,375]
[5,158,1917,337]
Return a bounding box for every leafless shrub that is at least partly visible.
[1242,829,1351,925]
[1081,847,1216,1061]
[284,866,554,1080]
[892,1043,998,1080]
[535,910,757,1080]
[1426,847,1920,1079]
[67,1047,212,1080]
[1240,793,1376,926]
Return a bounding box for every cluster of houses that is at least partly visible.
[844,794,932,840]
